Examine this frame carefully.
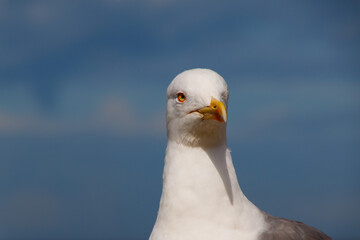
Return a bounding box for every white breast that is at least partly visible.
[150,141,266,240]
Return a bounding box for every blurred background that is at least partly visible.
[0,0,359,239]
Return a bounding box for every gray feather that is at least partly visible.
[259,212,332,240]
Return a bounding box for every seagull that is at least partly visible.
[150,68,332,240]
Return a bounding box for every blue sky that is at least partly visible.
[0,0,359,239]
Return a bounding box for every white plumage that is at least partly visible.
[150,69,331,240]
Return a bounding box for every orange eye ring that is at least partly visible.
[177,92,186,103]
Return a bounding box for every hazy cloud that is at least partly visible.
[0,94,165,137]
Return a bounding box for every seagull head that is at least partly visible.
[166,68,229,147]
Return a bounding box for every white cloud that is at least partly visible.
[90,95,165,136]
[227,80,360,143]
[0,95,165,138]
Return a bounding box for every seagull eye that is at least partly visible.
[177,92,186,103]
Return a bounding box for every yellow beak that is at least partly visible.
[197,97,227,123]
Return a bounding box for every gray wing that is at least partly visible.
[259,213,332,240]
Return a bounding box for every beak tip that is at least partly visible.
[222,113,227,123]
[198,97,228,123]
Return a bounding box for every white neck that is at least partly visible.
[150,140,266,240]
